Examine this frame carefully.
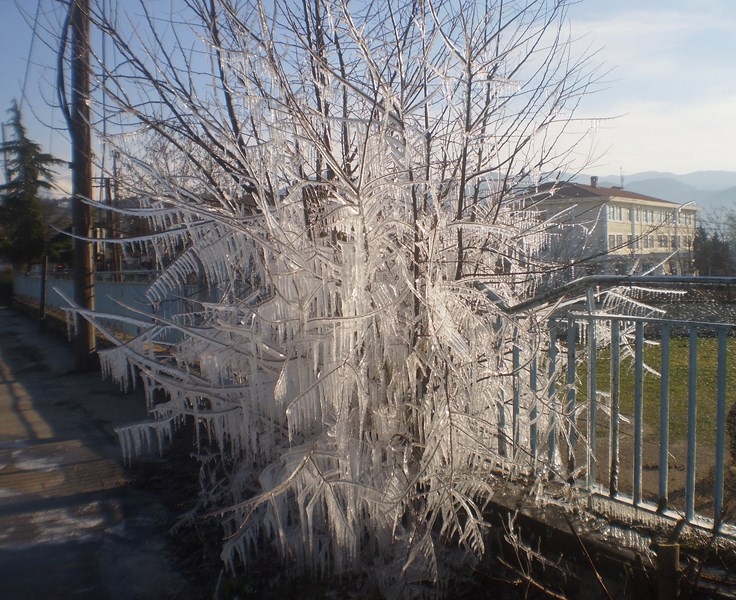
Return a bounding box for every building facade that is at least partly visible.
[531,178,699,279]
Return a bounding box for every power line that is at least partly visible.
[19,0,44,113]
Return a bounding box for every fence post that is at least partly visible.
[685,325,698,521]
[609,318,620,497]
[633,320,644,506]
[530,353,538,465]
[714,327,728,525]
[587,313,597,489]
[513,328,520,452]
[497,389,507,459]
[658,322,671,513]
[567,319,577,476]
[548,320,557,468]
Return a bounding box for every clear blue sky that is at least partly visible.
[0,0,735,189]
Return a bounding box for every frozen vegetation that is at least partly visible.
[64,0,612,593]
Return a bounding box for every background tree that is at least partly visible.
[41,197,73,266]
[0,101,62,268]
[697,206,736,275]
[693,224,734,275]
[73,0,608,592]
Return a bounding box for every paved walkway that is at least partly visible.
[0,307,191,599]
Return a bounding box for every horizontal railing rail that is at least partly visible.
[45,269,161,283]
[476,274,736,314]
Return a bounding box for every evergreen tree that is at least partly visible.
[693,225,734,275]
[0,101,62,267]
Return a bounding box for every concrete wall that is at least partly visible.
[13,273,203,338]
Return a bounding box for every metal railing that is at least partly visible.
[48,269,160,283]
[497,276,736,530]
[559,313,733,526]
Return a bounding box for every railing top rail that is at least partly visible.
[39,270,162,283]
[564,311,736,330]
[475,275,736,315]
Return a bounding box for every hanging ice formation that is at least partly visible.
[67,0,645,591]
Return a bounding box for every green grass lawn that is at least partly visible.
[575,336,736,448]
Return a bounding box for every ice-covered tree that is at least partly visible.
[68,0,603,592]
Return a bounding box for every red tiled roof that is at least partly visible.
[534,181,685,207]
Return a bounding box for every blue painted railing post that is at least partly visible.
[658,323,671,513]
[610,319,620,498]
[548,321,558,468]
[530,354,538,465]
[513,328,521,453]
[714,327,728,525]
[497,389,507,459]
[633,321,644,505]
[587,296,597,489]
[567,320,577,476]
[685,325,698,522]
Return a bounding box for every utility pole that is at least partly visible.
[70,0,95,370]
[1,123,10,186]
[111,150,122,281]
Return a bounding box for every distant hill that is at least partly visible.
[624,171,736,191]
[573,171,736,212]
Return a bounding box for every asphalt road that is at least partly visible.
[0,307,192,599]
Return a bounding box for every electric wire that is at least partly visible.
[19,0,44,113]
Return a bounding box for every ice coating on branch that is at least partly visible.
[116,417,178,462]
[74,0,623,591]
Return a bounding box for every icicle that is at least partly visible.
[75,0,659,590]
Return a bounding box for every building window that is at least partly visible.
[608,204,624,221]
[616,234,623,247]
[643,236,649,249]
[608,234,616,249]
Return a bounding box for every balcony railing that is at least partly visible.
[496,276,736,532]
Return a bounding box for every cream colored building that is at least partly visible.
[531,178,700,278]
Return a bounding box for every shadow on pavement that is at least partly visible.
[0,307,201,599]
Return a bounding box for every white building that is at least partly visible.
[531,178,700,279]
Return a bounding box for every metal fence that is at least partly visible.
[563,314,733,527]
[13,272,213,338]
[495,276,736,532]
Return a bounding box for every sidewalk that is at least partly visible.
[0,307,193,599]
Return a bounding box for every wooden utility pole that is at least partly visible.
[1,123,10,185]
[70,0,96,370]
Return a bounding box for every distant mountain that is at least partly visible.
[574,171,736,212]
[606,178,702,204]
[620,171,736,191]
